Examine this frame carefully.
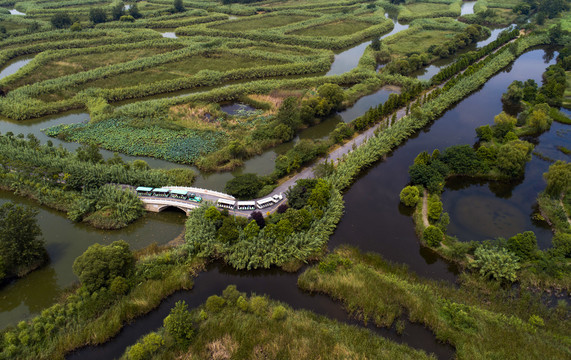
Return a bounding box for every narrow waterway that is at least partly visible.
[0,56,33,80]
[66,263,455,360]
[326,15,409,76]
[460,1,476,16]
[0,44,564,359]
[64,48,561,360]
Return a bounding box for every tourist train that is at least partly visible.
[217,193,283,211]
[135,187,203,203]
[135,187,283,211]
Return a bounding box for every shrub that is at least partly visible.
[237,296,249,312]
[205,295,226,313]
[127,332,164,360]
[271,305,287,321]
[163,301,194,347]
[250,296,268,317]
[109,276,129,295]
[423,226,443,247]
[72,240,134,293]
[507,231,537,261]
[400,186,420,207]
[552,232,571,258]
[428,198,443,222]
[471,247,520,283]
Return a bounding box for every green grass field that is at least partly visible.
[386,29,458,55]
[50,53,282,99]
[405,2,450,15]
[7,48,175,90]
[210,15,313,31]
[289,19,373,37]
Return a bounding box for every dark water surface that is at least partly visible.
[328,49,558,279]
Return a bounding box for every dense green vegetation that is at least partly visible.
[120,285,435,360]
[0,1,569,360]
[0,133,194,228]
[299,247,570,360]
[399,82,570,289]
[0,202,48,283]
[0,243,204,359]
[185,178,342,270]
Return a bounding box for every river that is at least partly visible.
[0,38,565,359]
[62,49,564,360]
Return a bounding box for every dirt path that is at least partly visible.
[422,189,430,228]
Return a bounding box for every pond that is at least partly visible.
[442,120,569,248]
[161,32,177,38]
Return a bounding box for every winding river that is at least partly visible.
[63,48,565,360]
[0,29,566,359]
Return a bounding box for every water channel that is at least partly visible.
[8,9,25,15]
[62,49,565,360]
[326,15,409,76]
[0,25,566,358]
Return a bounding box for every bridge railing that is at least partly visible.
[164,186,236,200]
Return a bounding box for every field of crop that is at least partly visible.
[210,14,314,31]
[289,19,373,37]
[0,0,542,168]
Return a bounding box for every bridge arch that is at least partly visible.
[156,205,190,214]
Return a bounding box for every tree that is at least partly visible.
[501,80,523,107]
[371,37,381,51]
[89,8,108,24]
[273,123,294,142]
[543,160,571,197]
[72,240,134,292]
[225,173,263,199]
[76,143,103,164]
[317,83,344,110]
[493,112,517,139]
[132,159,150,171]
[276,97,301,129]
[129,3,142,18]
[507,231,537,261]
[399,186,420,207]
[127,332,164,360]
[244,220,260,238]
[0,203,47,280]
[111,2,125,20]
[248,210,265,228]
[173,0,185,12]
[423,225,443,247]
[163,301,194,347]
[428,198,443,221]
[51,12,72,29]
[495,140,533,177]
[471,247,520,283]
